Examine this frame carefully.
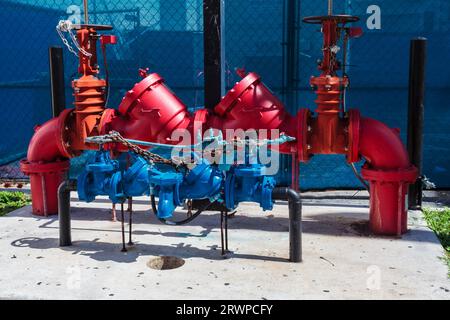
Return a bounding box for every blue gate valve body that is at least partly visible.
[77,150,276,218]
[148,158,223,218]
[225,164,275,211]
[78,152,150,204]
[179,160,223,200]
[148,169,183,219]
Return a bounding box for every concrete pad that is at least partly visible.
[0,191,448,300]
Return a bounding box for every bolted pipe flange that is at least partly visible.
[296,108,312,162]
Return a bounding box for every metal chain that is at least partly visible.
[107,131,178,167]
[56,20,92,58]
[67,27,93,57]
[86,131,295,168]
[56,26,79,57]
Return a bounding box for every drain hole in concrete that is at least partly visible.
[147,256,185,270]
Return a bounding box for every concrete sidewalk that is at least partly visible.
[0,191,448,299]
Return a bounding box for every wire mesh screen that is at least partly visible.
[0,0,449,190]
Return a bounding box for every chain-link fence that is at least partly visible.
[0,0,449,189]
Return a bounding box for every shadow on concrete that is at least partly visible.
[28,205,439,246]
[71,197,371,208]
[302,202,369,208]
[6,199,437,248]
[2,188,448,206]
[70,197,150,205]
[10,236,288,264]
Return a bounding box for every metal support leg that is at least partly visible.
[127,197,134,246]
[220,211,225,255]
[111,203,117,222]
[220,211,229,256]
[224,209,229,252]
[187,199,193,218]
[120,202,127,252]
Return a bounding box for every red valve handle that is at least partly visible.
[100,35,117,46]
[73,24,113,31]
[302,15,359,25]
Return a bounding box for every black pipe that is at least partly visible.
[272,187,302,262]
[58,179,77,246]
[203,0,224,109]
[151,195,214,226]
[49,46,66,117]
[407,38,427,210]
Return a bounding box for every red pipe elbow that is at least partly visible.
[26,109,73,162]
[359,117,410,170]
[358,117,417,235]
[20,109,73,216]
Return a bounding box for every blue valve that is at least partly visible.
[77,143,277,218]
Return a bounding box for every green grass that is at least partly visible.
[0,191,31,216]
[423,207,450,277]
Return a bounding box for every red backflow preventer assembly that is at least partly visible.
[21,5,417,236]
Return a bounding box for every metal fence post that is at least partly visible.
[407,38,427,210]
[203,0,225,109]
[281,0,301,187]
[285,0,300,112]
[49,46,66,117]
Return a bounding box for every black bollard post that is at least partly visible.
[203,0,225,110]
[58,180,77,246]
[272,187,302,262]
[407,38,427,210]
